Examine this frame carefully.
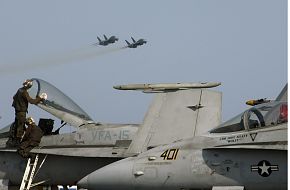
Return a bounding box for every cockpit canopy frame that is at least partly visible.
[210,101,287,134]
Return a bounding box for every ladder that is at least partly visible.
[19,154,45,190]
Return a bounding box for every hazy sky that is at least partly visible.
[0,0,287,130]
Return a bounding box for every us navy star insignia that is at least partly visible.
[251,160,279,177]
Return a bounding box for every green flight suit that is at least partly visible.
[18,123,43,158]
[12,87,41,139]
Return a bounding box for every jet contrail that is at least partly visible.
[0,45,127,74]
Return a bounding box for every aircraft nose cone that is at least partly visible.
[77,158,135,190]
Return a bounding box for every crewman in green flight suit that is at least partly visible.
[18,117,43,158]
[7,79,44,147]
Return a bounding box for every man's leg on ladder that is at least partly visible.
[17,141,31,158]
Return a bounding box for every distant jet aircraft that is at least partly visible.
[94,35,118,46]
[125,37,147,48]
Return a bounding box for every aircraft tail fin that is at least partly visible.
[131,37,136,43]
[97,37,101,42]
[276,84,287,102]
[126,88,222,155]
[104,35,108,40]
[125,40,130,45]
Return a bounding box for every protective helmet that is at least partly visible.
[25,117,35,125]
[23,79,33,89]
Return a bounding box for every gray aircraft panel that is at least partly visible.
[78,131,287,190]
[123,93,166,155]
[146,89,202,148]
[30,147,129,157]
[127,89,222,155]
[194,89,222,136]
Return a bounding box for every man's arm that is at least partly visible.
[23,90,42,105]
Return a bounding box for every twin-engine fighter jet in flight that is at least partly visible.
[92,35,147,48]
[94,35,118,46]
[125,37,147,48]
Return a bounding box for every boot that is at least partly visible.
[28,153,36,162]
[18,149,29,158]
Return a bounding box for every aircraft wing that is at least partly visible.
[29,147,129,157]
[0,136,132,158]
[0,147,127,157]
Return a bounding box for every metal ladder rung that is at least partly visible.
[19,158,32,190]
[19,154,41,190]
[26,155,39,190]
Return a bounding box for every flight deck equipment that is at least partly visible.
[19,154,47,190]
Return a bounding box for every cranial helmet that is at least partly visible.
[25,117,35,125]
[23,79,33,88]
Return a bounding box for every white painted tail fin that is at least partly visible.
[126,89,222,154]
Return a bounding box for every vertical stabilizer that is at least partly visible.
[125,40,130,45]
[126,89,222,155]
[276,84,287,102]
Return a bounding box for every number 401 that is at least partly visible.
[160,149,179,160]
